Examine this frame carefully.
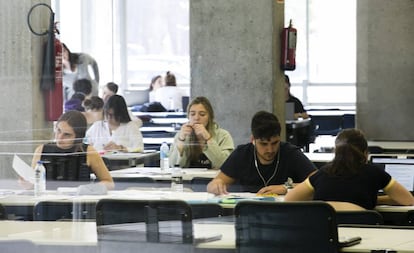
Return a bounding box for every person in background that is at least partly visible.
[82,96,104,126]
[148,75,163,103]
[30,111,114,189]
[86,95,144,152]
[169,96,234,169]
[285,128,414,210]
[62,43,99,103]
[285,74,309,119]
[64,78,92,112]
[102,82,118,103]
[207,111,316,195]
[153,71,184,111]
[101,81,142,125]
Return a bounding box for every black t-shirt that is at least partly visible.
[220,142,316,192]
[309,164,391,209]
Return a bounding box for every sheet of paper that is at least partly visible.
[12,154,35,183]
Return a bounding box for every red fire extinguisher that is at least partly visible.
[43,24,63,121]
[281,19,297,71]
[28,4,63,121]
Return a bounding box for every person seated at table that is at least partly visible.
[285,74,309,119]
[64,78,93,112]
[82,96,104,126]
[102,82,118,103]
[153,71,184,111]
[207,111,316,195]
[148,75,163,103]
[30,110,114,189]
[86,94,144,152]
[284,128,414,210]
[169,96,234,169]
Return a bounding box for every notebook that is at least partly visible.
[285,102,295,121]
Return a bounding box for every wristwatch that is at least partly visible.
[284,177,294,191]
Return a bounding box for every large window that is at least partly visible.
[54,0,355,107]
[53,0,190,92]
[285,0,356,108]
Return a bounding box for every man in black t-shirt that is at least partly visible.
[207,111,316,195]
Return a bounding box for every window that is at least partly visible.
[53,0,190,91]
[285,0,356,108]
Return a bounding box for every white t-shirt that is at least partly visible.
[85,120,143,152]
[153,86,183,111]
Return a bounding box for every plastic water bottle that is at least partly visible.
[160,142,170,171]
[171,166,183,192]
[34,160,46,196]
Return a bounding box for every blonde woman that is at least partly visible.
[169,96,234,169]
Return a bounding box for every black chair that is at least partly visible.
[113,176,156,190]
[190,177,211,192]
[189,203,223,219]
[368,146,384,154]
[96,199,193,244]
[406,210,414,226]
[336,210,384,225]
[342,114,355,129]
[0,203,6,220]
[33,201,96,221]
[190,177,244,192]
[235,201,339,253]
[312,115,343,136]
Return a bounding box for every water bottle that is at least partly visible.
[160,142,170,170]
[171,166,183,192]
[34,160,46,196]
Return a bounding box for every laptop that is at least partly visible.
[123,90,150,106]
[285,102,295,121]
[371,157,414,193]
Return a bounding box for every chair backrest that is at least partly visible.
[113,176,156,190]
[33,201,96,221]
[189,203,223,219]
[235,201,339,253]
[0,203,6,220]
[96,199,193,243]
[341,114,355,129]
[190,177,211,192]
[406,210,414,226]
[312,115,343,136]
[190,177,244,192]
[336,210,384,225]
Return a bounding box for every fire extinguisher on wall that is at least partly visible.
[281,19,297,71]
[28,3,63,121]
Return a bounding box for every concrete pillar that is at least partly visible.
[357,0,414,140]
[0,0,51,178]
[190,0,285,145]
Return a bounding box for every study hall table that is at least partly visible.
[0,188,216,220]
[109,167,218,181]
[101,151,159,169]
[2,220,414,253]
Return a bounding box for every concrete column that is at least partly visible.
[190,0,285,145]
[357,0,414,140]
[0,0,51,178]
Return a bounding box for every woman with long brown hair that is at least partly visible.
[169,96,234,169]
[285,128,414,210]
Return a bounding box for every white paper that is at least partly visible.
[12,154,35,183]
